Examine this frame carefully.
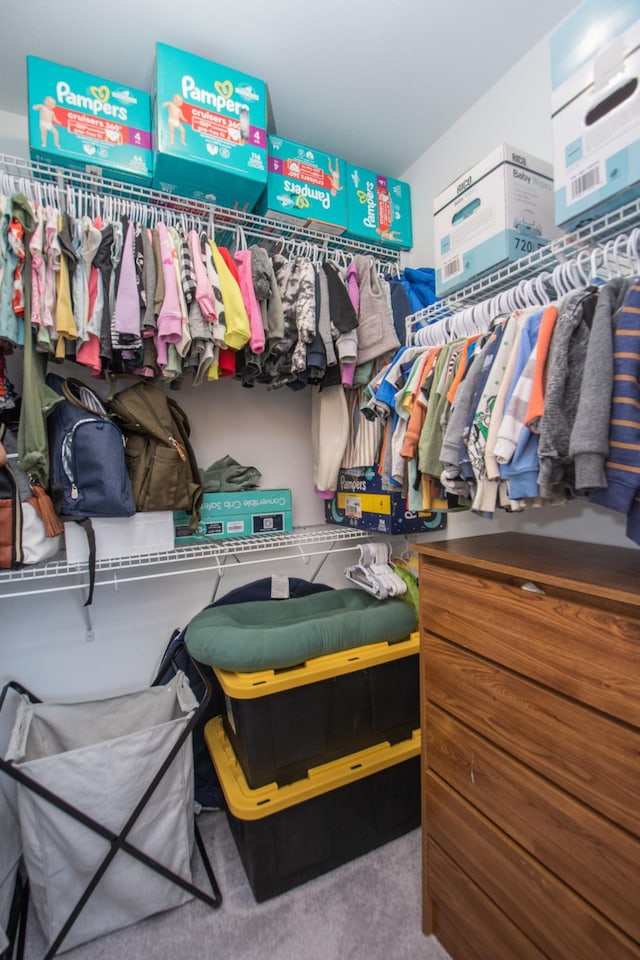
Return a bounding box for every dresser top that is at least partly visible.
[413,533,640,608]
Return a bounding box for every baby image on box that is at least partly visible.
[163,93,188,146]
[328,156,343,197]
[33,95,60,149]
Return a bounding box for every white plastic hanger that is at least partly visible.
[344,543,407,599]
[627,228,640,275]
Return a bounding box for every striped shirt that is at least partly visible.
[590,280,640,544]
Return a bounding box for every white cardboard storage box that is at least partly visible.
[433,143,561,297]
[550,0,640,229]
[64,512,175,563]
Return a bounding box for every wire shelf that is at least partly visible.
[0,525,371,595]
[0,152,401,265]
[407,195,640,334]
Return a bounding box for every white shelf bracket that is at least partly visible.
[83,601,95,643]
[209,553,227,604]
[297,542,311,566]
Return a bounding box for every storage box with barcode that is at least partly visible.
[152,43,267,210]
[324,469,446,536]
[550,0,640,230]
[174,489,292,544]
[27,56,153,187]
[433,143,561,297]
[257,135,347,234]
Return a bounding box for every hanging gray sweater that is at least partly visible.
[537,288,598,499]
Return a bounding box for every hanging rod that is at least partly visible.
[0,152,401,265]
[406,194,640,336]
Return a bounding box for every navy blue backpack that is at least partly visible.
[46,374,136,602]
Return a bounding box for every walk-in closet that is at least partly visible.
[1,1,639,958]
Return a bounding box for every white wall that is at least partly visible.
[0,109,29,161]
[1,26,636,700]
[402,39,557,268]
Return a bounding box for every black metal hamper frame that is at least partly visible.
[0,654,222,960]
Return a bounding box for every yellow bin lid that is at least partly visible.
[204,716,421,820]
[214,632,419,699]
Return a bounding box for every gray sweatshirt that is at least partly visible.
[569,277,632,493]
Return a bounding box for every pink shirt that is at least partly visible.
[233,250,265,354]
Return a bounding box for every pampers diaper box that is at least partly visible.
[550,0,640,230]
[345,165,413,250]
[258,135,347,234]
[152,43,267,210]
[324,469,446,536]
[433,144,562,297]
[26,57,153,186]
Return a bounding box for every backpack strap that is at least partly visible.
[0,436,22,569]
[61,378,111,417]
[69,517,98,607]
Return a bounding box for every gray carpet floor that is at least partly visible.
[21,812,452,960]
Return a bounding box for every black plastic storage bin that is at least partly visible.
[214,635,419,788]
[205,716,421,902]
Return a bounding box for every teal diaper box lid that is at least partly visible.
[27,56,153,186]
[174,489,293,544]
[550,0,640,229]
[345,165,413,250]
[152,43,267,211]
[257,135,347,234]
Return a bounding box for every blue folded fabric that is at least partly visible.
[399,267,438,313]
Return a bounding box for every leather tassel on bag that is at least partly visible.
[28,483,64,538]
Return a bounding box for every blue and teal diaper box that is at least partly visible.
[433,144,562,297]
[345,165,413,250]
[258,135,347,234]
[27,57,153,186]
[550,0,640,230]
[152,43,267,210]
[324,469,445,536]
[174,489,293,544]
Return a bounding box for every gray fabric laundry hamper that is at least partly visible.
[5,672,200,954]
[0,789,21,954]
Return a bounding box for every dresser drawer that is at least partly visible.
[426,773,640,960]
[420,561,640,726]
[424,633,640,835]
[426,703,640,943]
[428,839,548,960]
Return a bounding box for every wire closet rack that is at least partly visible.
[0,152,402,267]
[406,194,640,340]
[0,525,373,598]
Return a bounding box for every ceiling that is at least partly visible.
[4,0,581,177]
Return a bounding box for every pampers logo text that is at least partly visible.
[56,82,127,120]
[357,180,377,227]
[181,76,244,115]
[283,180,330,209]
[339,477,367,492]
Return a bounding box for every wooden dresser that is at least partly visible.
[414,533,640,960]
